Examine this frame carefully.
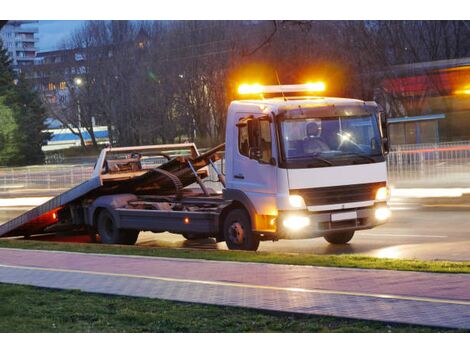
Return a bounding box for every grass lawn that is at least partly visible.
[0,283,454,332]
[0,239,469,274]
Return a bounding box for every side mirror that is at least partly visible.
[249,147,262,160]
[382,137,390,155]
[378,112,390,155]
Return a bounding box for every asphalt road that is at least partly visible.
[1,191,470,261]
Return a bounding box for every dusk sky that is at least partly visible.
[37,20,86,52]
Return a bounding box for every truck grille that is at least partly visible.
[291,182,385,206]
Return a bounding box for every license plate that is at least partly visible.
[331,211,357,222]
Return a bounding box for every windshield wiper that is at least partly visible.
[307,156,334,166]
[341,152,377,163]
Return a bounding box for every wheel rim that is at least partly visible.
[228,221,244,245]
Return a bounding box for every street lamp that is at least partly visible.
[72,77,84,129]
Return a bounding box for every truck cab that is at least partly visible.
[222,84,391,250]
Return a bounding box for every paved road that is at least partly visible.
[0,247,468,329]
[1,191,470,261]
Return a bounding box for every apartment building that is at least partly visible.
[0,20,39,73]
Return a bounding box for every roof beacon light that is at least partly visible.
[237,82,326,96]
[305,81,326,92]
[238,83,264,95]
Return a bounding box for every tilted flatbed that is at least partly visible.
[0,143,226,239]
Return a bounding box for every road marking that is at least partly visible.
[0,197,52,207]
[423,204,470,208]
[391,188,470,198]
[358,233,448,238]
[0,263,469,307]
[389,206,420,211]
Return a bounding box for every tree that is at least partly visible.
[0,98,20,165]
[0,40,48,166]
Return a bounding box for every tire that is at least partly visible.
[97,209,139,245]
[324,231,355,244]
[223,208,259,251]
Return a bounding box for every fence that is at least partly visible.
[0,157,225,195]
[387,140,470,187]
[2,141,470,193]
[0,165,94,193]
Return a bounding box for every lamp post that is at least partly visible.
[73,77,83,129]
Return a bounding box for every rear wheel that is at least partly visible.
[223,208,259,251]
[324,231,355,244]
[97,209,139,245]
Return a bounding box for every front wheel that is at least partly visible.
[223,208,259,251]
[97,209,139,245]
[324,231,355,244]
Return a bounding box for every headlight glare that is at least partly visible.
[375,207,391,221]
[375,186,389,201]
[282,215,310,230]
[288,195,306,208]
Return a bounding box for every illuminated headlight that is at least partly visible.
[375,207,391,221]
[288,195,306,208]
[375,186,390,201]
[283,216,311,230]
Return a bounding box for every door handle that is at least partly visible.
[234,174,245,179]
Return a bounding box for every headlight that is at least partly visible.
[375,186,389,201]
[283,215,310,230]
[375,207,391,221]
[288,195,306,208]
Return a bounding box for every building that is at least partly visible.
[42,118,109,152]
[24,48,87,106]
[0,21,39,74]
[23,49,111,151]
[380,57,470,145]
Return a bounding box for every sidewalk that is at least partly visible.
[0,247,469,329]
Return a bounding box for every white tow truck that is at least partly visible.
[0,83,391,251]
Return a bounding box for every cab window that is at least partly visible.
[237,116,272,164]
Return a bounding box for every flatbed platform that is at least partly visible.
[0,143,224,238]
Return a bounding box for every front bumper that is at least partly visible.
[274,204,388,240]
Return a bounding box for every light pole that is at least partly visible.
[73,77,83,129]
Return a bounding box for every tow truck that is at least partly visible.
[0,83,391,251]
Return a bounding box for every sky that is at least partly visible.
[36,20,86,52]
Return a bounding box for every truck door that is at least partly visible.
[231,113,277,215]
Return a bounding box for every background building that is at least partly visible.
[0,20,39,74]
[382,57,470,145]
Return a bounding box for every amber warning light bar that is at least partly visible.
[237,82,326,95]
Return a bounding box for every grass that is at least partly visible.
[1,239,470,274]
[0,283,454,332]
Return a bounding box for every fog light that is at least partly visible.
[283,216,310,230]
[375,186,389,201]
[375,207,391,221]
[289,195,306,208]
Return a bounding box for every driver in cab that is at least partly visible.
[303,121,330,154]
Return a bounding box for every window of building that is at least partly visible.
[48,95,57,104]
[48,82,56,91]
[59,81,67,90]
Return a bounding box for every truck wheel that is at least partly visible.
[97,209,139,245]
[223,208,259,251]
[324,231,355,244]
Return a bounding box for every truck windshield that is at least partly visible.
[279,114,383,167]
